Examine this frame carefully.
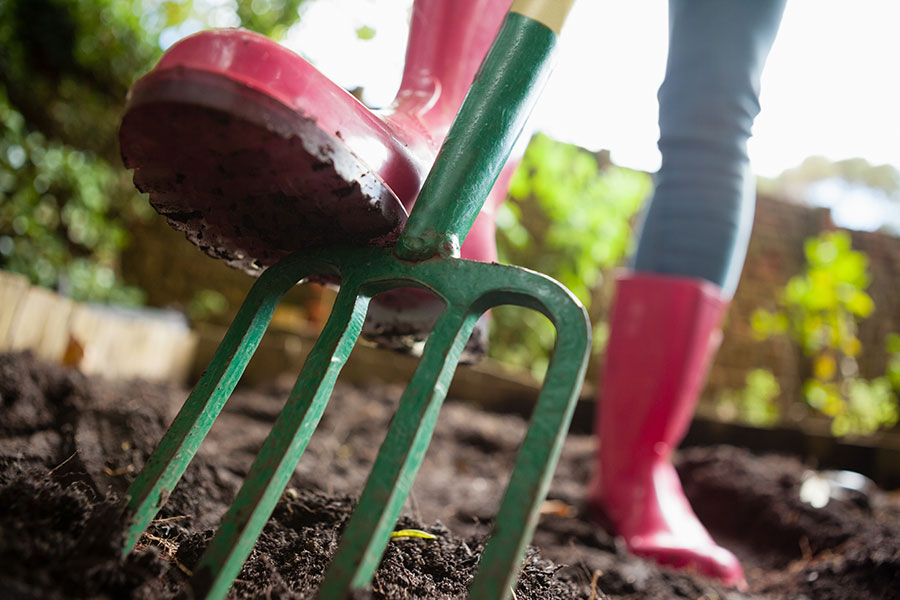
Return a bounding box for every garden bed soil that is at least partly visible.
[1,351,899,599]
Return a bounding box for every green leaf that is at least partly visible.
[390,529,436,540]
[164,1,194,27]
[846,290,874,317]
[355,25,376,40]
[886,333,900,354]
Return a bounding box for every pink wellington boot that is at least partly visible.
[119,1,514,358]
[588,272,746,587]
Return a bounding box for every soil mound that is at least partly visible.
[2,352,898,598]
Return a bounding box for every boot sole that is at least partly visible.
[119,68,408,275]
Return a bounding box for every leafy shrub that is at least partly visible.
[0,0,307,305]
[490,134,651,375]
[716,368,781,427]
[752,231,899,436]
[0,91,147,304]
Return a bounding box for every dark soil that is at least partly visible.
[2,351,899,599]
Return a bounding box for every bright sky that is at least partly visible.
[281,0,900,179]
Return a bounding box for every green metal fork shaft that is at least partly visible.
[395,9,560,261]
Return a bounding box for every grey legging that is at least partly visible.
[632,0,787,297]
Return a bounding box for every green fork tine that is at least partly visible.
[317,256,590,599]
[121,3,584,599]
[120,252,344,553]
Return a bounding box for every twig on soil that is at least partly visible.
[103,464,135,476]
[174,559,193,576]
[588,569,608,600]
[510,586,519,600]
[787,538,847,575]
[141,532,194,576]
[47,452,77,475]
[152,515,189,524]
[799,536,813,562]
[142,532,179,556]
[516,550,541,588]
[568,538,593,584]
[539,499,574,517]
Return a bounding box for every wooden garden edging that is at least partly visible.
[0,270,197,383]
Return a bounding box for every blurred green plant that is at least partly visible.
[715,368,781,428]
[355,25,376,40]
[490,133,651,375]
[887,333,900,392]
[0,89,149,303]
[752,230,899,436]
[0,0,307,305]
[236,0,308,40]
[0,0,163,159]
[187,288,230,322]
[759,155,900,199]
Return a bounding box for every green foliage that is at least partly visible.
[0,0,307,304]
[490,134,651,375]
[0,0,165,302]
[804,377,897,438]
[187,289,230,322]
[758,155,900,234]
[0,0,162,159]
[752,230,899,436]
[759,155,900,197]
[0,90,146,304]
[716,369,781,428]
[355,25,376,40]
[887,333,900,392]
[236,0,307,40]
[753,231,874,355]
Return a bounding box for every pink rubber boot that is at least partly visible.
[119,0,510,274]
[588,272,745,587]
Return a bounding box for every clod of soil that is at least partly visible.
[2,351,899,599]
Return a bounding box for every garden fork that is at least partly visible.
[119,2,587,598]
